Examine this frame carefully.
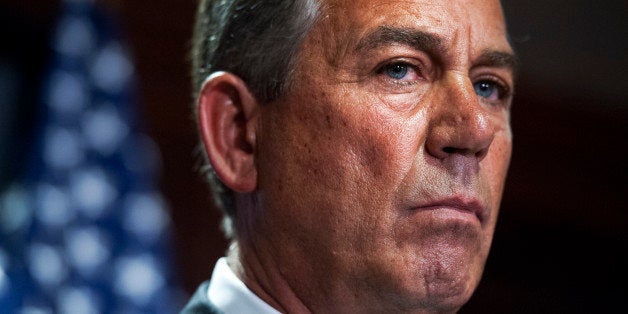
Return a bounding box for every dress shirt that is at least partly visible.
[207,257,281,314]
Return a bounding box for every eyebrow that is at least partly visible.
[355,25,518,72]
[474,50,519,73]
[355,26,445,55]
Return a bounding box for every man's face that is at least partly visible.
[252,0,514,311]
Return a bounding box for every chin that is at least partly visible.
[424,254,485,309]
[384,283,475,314]
[420,279,477,312]
[386,249,485,313]
[390,278,477,314]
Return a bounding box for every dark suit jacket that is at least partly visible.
[180,281,223,314]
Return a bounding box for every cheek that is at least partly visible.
[482,128,512,211]
[256,91,425,242]
[326,97,431,210]
[343,91,431,187]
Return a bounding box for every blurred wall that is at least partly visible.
[111,0,230,299]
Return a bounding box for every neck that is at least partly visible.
[227,241,312,313]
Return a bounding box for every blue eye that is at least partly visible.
[473,80,500,99]
[384,64,409,79]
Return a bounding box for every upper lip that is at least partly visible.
[413,196,486,223]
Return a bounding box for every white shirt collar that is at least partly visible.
[207,257,281,314]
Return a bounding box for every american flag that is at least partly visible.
[0,0,183,312]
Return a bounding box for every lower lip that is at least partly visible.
[414,206,482,225]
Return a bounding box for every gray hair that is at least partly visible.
[191,0,321,239]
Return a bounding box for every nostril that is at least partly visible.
[443,146,487,160]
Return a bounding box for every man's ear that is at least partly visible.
[197,72,259,193]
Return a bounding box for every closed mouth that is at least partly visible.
[413,196,486,224]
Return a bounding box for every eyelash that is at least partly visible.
[373,60,513,105]
[474,75,512,101]
[375,60,423,85]
[375,59,512,106]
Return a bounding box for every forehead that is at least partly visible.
[314,0,511,60]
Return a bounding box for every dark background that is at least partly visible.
[3,0,626,312]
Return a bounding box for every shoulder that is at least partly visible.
[180,281,224,314]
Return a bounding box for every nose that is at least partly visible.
[425,74,495,162]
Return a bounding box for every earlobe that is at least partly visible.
[197,72,259,193]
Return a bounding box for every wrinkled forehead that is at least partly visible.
[320,0,507,31]
[311,0,510,61]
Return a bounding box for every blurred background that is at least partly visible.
[1,0,625,313]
